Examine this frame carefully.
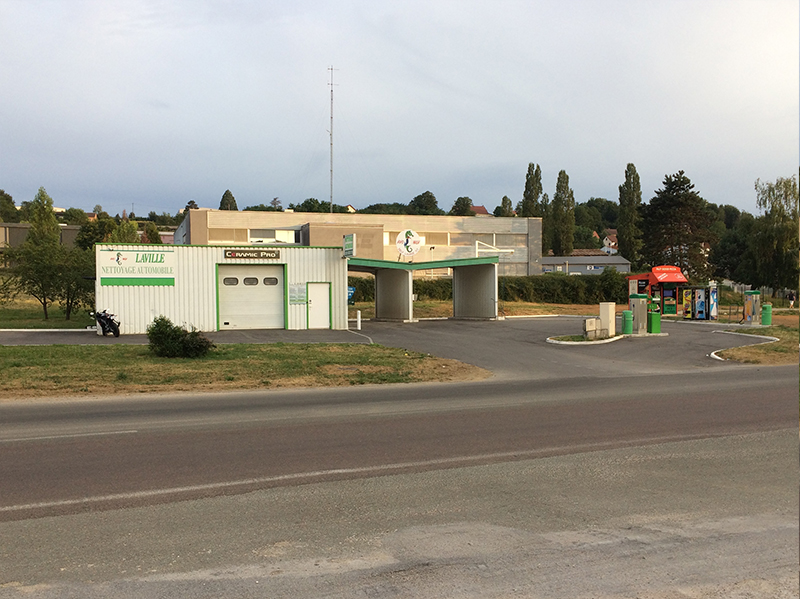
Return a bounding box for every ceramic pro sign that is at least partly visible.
[395,229,422,257]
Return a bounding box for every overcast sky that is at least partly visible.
[1,0,797,217]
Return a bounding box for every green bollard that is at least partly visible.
[761,304,772,326]
[622,310,633,335]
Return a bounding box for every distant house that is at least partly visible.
[471,205,492,217]
[542,248,630,275]
[602,229,618,255]
[345,204,357,214]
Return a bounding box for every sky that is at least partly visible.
[1,0,797,218]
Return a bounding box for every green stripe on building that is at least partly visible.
[101,278,175,286]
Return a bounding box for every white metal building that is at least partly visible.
[95,243,348,334]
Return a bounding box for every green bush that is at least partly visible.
[146,316,215,358]
[347,276,375,302]
[499,268,628,304]
[414,278,452,300]
[349,268,629,305]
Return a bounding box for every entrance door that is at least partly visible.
[307,283,330,329]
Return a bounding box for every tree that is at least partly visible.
[56,247,95,320]
[573,226,602,249]
[5,188,63,318]
[289,198,348,213]
[143,221,163,244]
[711,212,756,283]
[243,204,283,212]
[408,191,445,215]
[59,207,89,226]
[750,175,799,292]
[517,163,543,217]
[585,197,618,231]
[449,196,475,216]
[0,190,19,223]
[359,203,410,215]
[185,200,199,212]
[75,218,118,250]
[493,196,515,217]
[270,197,282,211]
[219,190,238,211]
[617,163,644,267]
[641,171,716,280]
[108,219,140,243]
[550,170,575,256]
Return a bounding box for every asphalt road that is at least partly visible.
[0,317,796,597]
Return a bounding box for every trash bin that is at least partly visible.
[761,303,772,326]
[647,311,661,334]
[622,310,633,335]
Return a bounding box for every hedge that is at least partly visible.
[349,268,628,305]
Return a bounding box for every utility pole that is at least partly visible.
[328,65,335,214]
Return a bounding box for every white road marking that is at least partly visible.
[0,433,728,514]
[0,430,139,443]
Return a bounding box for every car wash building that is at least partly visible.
[95,243,350,334]
[95,242,501,334]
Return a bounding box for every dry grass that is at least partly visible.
[0,343,491,401]
[716,325,799,365]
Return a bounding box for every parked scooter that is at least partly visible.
[92,310,120,337]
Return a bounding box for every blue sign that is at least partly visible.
[347,286,356,305]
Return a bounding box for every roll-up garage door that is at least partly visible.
[218,265,284,329]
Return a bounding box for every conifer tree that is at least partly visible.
[550,171,575,256]
[618,163,643,267]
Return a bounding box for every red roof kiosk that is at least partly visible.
[627,266,688,316]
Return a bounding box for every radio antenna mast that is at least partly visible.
[328,66,336,214]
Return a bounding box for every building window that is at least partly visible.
[243,277,259,285]
[263,277,279,286]
[222,277,239,286]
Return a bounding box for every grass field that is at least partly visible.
[716,325,799,365]
[0,297,95,329]
[0,343,490,400]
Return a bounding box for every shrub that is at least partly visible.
[146,316,215,358]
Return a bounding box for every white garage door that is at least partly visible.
[218,265,284,329]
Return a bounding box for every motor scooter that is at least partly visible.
[91,310,120,337]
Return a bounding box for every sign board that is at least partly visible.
[99,248,175,286]
[343,234,356,258]
[224,248,281,260]
[347,286,356,305]
[396,229,422,257]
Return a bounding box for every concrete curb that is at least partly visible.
[708,330,781,361]
[546,335,625,346]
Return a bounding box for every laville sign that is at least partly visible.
[99,248,175,286]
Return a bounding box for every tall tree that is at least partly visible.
[59,207,89,226]
[617,163,644,267]
[408,191,445,215]
[219,190,238,211]
[449,196,475,216]
[751,175,799,292]
[6,188,63,318]
[493,196,515,217]
[517,163,543,217]
[641,171,715,280]
[550,170,575,256]
[184,200,199,212]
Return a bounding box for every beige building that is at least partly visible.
[174,209,543,276]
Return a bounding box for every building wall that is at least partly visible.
[175,209,543,276]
